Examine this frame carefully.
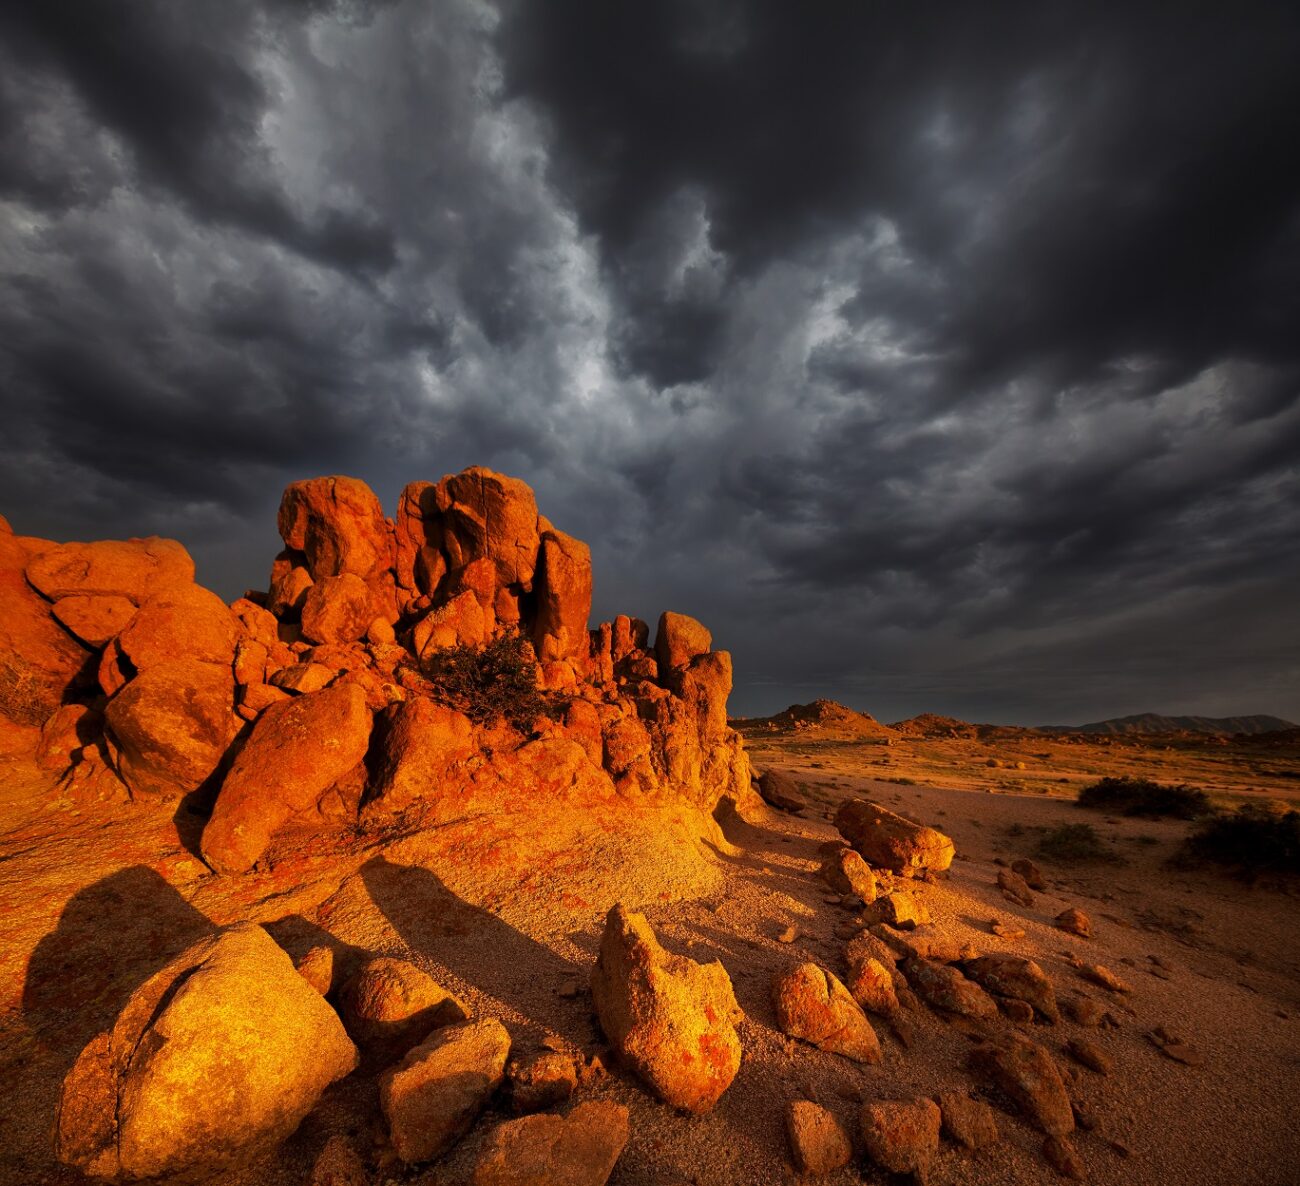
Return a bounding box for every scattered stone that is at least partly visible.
[364,697,476,815]
[997,868,1035,907]
[835,799,955,876]
[786,1100,853,1175]
[1067,1037,1114,1074]
[903,958,998,1020]
[844,953,899,1016]
[771,962,882,1063]
[311,1135,368,1186]
[1043,1134,1086,1179]
[868,892,931,930]
[970,1032,1075,1136]
[468,1101,629,1186]
[999,997,1035,1025]
[55,924,358,1180]
[820,847,878,902]
[1056,908,1092,938]
[591,905,743,1113]
[1063,996,1104,1026]
[777,925,799,944]
[1072,1102,1098,1131]
[1080,963,1132,994]
[937,1090,1000,1150]
[1110,1139,1132,1158]
[859,1097,941,1184]
[506,1049,579,1114]
[992,920,1026,940]
[295,945,336,996]
[1012,858,1047,890]
[340,957,469,1062]
[757,769,805,812]
[557,979,582,999]
[960,954,1061,1023]
[1148,1028,1205,1066]
[379,1018,511,1164]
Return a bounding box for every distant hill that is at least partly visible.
[736,699,897,738]
[890,713,982,739]
[1038,713,1295,736]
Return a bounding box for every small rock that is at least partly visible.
[960,954,1061,1023]
[1080,963,1132,994]
[820,847,878,902]
[997,869,1035,907]
[970,1032,1075,1136]
[1063,996,1104,1027]
[991,920,1026,940]
[937,1090,1000,1150]
[311,1135,367,1186]
[999,997,1035,1025]
[1072,1102,1098,1131]
[1067,1037,1114,1074]
[468,1101,629,1186]
[341,957,469,1063]
[1110,1139,1132,1158]
[557,979,582,999]
[777,925,799,944]
[506,1049,579,1114]
[1012,858,1047,890]
[295,945,337,996]
[860,1097,941,1184]
[1043,1134,1085,1179]
[379,1018,511,1164]
[835,799,955,876]
[758,769,806,811]
[785,1100,853,1175]
[844,953,899,1016]
[868,892,931,930]
[771,963,882,1063]
[1056,908,1092,938]
[1160,1042,1205,1067]
[903,958,998,1020]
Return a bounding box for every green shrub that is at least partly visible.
[424,633,557,732]
[1036,823,1120,864]
[1184,808,1300,876]
[1076,776,1210,819]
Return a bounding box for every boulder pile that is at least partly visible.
[2,467,754,870]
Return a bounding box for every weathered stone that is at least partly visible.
[114,583,239,674]
[51,594,138,647]
[1043,1134,1085,1179]
[268,661,336,694]
[970,1032,1075,1136]
[1012,858,1047,890]
[1063,996,1104,1027]
[859,1098,941,1184]
[835,799,955,876]
[379,1018,510,1164]
[413,589,486,657]
[653,611,712,673]
[821,847,878,902]
[201,683,373,874]
[937,1090,1000,1150]
[845,954,899,1016]
[435,467,540,588]
[300,573,375,645]
[340,956,469,1062]
[997,868,1035,907]
[365,697,475,815]
[590,905,743,1113]
[506,1049,580,1114]
[868,892,931,930]
[295,945,336,996]
[311,1135,368,1186]
[1080,963,1132,993]
[757,769,805,811]
[37,703,100,771]
[55,924,357,1181]
[534,527,592,663]
[1056,907,1092,938]
[268,563,314,618]
[0,560,92,726]
[278,476,393,582]
[786,1100,853,1175]
[103,659,239,799]
[960,954,1061,1023]
[1066,1037,1113,1074]
[903,958,998,1020]
[469,1101,629,1186]
[26,537,195,604]
[772,963,882,1064]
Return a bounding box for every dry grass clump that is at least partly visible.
[1076,776,1210,819]
[1183,808,1300,877]
[425,633,558,732]
[1036,823,1122,864]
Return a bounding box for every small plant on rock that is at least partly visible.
[424,633,558,733]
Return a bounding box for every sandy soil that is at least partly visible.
[2,719,1299,1186]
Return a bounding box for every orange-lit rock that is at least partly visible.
[771,962,882,1064]
[835,799,955,876]
[25,537,195,605]
[365,697,476,815]
[299,572,374,645]
[533,527,592,663]
[50,595,138,647]
[115,584,239,672]
[278,476,394,582]
[434,466,540,588]
[653,610,712,674]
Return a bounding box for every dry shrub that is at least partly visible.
[1076,776,1210,819]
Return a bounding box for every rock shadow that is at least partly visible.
[358,856,591,1048]
[21,864,215,1095]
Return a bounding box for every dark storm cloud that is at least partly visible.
[1,0,1297,722]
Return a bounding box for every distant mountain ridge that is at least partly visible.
[1037,713,1295,736]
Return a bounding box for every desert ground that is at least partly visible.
[3,702,1297,1186]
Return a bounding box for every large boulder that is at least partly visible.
[590,905,743,1114]
[25,537,195,604]
[103,659,239,799]
[201,683,373,874]
[115,584,239,672]
[50,595,138,648]
[771,963,882,1064]
[434,467,540,589]
[653,611,711,674]
[969,1032,1075,1136]
[365,698,476,815]
[468,1101,629,1186]
[55,923,358,1181]
[835,799,955,876]
[379,1018,511,1164]
[277,476,393,582]
[0,561,92,726]
[299,573,375,645]
[533,527,592,663]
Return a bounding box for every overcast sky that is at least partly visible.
[2,1,1297,724]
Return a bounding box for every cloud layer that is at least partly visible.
[2,0,1297,723]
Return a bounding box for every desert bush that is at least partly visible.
[425,633,558,732]
[1076,776,1210,819]
[1183,808,1300,876]
[1036,823,1120,864]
